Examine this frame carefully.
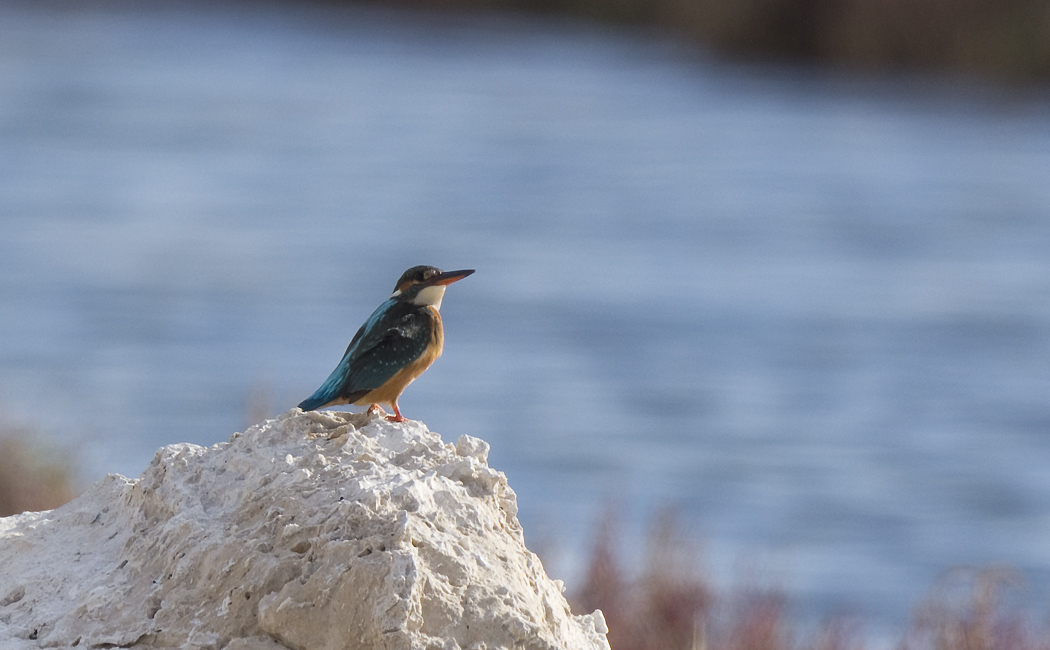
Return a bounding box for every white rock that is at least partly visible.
[0,410,609,650]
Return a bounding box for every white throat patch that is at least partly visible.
[411,284,447,310]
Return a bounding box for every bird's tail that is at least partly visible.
[297,395,328,412]
[298,361,352,412]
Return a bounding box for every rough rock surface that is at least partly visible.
[0,410,609,650]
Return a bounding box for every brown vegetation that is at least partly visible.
[571,508,1050,650]
[370,0,1050,80]
[0,424,77,517]
[669,0,1050,80]
[902,566,1050,650]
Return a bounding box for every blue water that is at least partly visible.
[2,1,1050,637]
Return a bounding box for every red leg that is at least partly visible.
[386,400,407,423]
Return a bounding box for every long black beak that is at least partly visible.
[428,269,475,286]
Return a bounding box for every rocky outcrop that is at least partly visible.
[0,410,609,650]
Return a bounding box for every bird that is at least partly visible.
[297,265,474,422]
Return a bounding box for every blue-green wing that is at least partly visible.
[298,301,430,410]
[345,312,431,391]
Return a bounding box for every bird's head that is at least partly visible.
[391,265,474,310]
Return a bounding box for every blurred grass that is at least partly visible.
[0,423,78,517]
[365,0,1050,80]
[570,508,1050,650]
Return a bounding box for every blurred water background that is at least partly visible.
[2,0,1050,638]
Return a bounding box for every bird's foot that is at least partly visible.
[386,403,407,423]
[365,403,386,417]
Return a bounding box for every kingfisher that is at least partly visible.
[297,265,474,422]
